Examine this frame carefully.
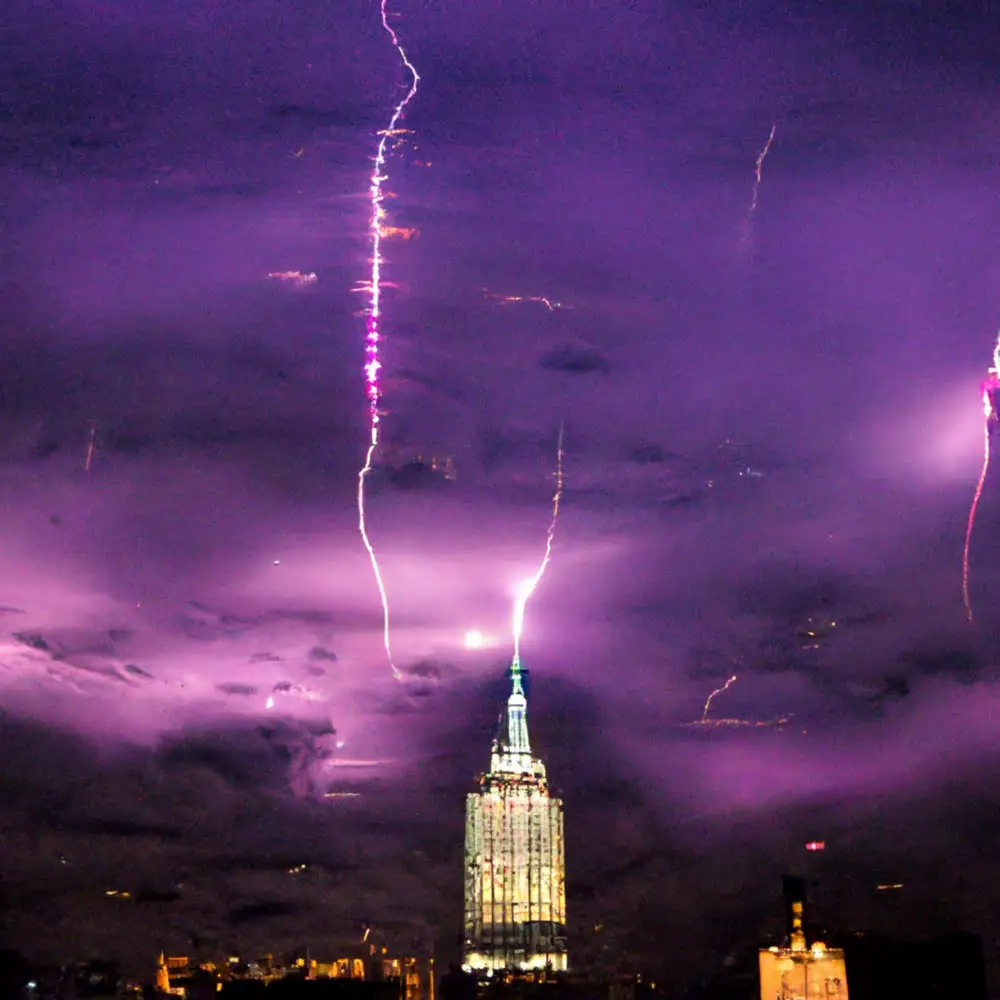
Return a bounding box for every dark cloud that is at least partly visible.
[898,645,981,686]
[157,721,336,793]
[538,343,612,375]
[216,683,258,697]
[406,660,443,681]
[228,901,299,927]
[86,819,183,841]
[308,646,338,663]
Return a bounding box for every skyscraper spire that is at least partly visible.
[463,659,567,974]
[503,655,531,758]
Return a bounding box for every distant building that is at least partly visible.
[155,954,218,998]
[758,877,848,999]
[171,950,436,1000]
[308,955,433,1000]
[462,658,567,974]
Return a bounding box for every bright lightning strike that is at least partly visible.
[701,673,737,723]
[511,425,565,668]
[962,332,1000,624]
[357,0,420,681]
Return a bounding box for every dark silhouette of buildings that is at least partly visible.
[845,931,986,1000]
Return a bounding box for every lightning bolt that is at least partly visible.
[84,422,96,474]
[701,673,738,723]
[357,0,420,680]
[963,333,1000,624]
[742,124,776,249]
[511,425,565,668]
[484,290,572,312]
[749,124,776,217]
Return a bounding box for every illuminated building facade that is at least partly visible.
[463,659,567,974]
[153,950,434,999]
[758,877,848,1000]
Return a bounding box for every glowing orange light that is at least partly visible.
[381,226,419,240]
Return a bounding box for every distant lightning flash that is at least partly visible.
[357,0,420,680]
[701,673,737,723]
[963,421,990,623]
[680,714,792,731]
[749,124,776,218]
[963,333,1000,624]
[84,422,96,474]
[511,425,565,667]
[742,124,776,249]
[484,290,572,312]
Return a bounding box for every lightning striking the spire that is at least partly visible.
[701,673,737,724]
[511,425,565,668]
[962,333,1000,624]
[357,0,420,680]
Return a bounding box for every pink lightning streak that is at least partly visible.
[511,425,565,668]
[962,333,1000,625]
[701,673,737,723]
[749,124,776,218]
[741,124,776,253]
[84,422,96,474]
[357,0,420,680]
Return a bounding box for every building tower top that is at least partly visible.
[463,659,567,974]
[489,656,546,781]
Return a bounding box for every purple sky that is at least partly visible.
[4,0,1000,989]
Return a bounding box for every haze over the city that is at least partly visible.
[3,0,1000,989]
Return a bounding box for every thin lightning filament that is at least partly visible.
[963,411,991,624]
[701,674,738,723]
[84,423,96,474]
[512,425,565,664]
[749,124,776,219]
[357,0,420,680]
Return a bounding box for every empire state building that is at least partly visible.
[462,658,568,974]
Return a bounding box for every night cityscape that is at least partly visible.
[3,0,1000,997]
